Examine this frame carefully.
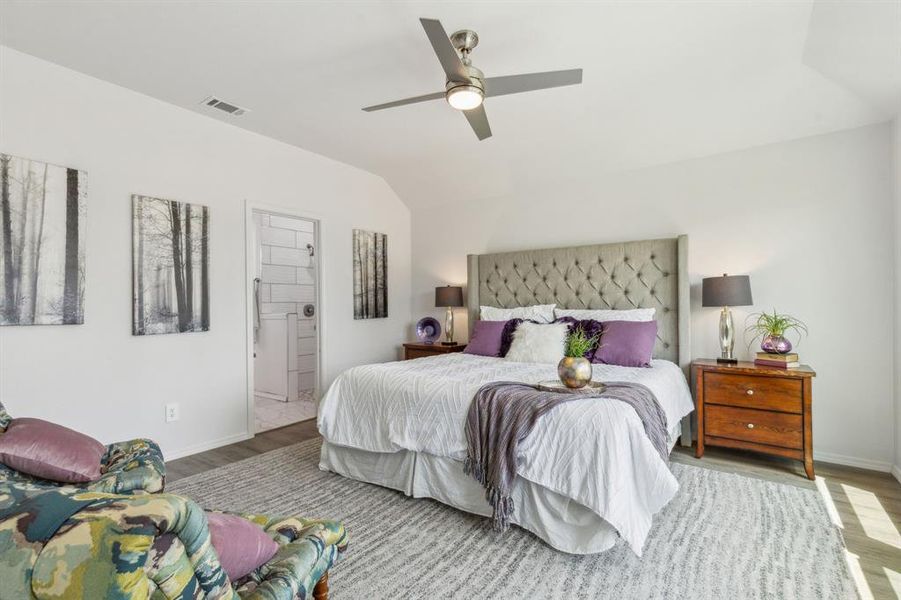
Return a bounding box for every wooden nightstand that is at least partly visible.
[403,342,466,360]
[693,359,816,479]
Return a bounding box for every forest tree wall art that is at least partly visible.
[352,228,387,319]
[132,195,209,335]
[0,154,87,326]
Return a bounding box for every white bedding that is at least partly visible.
[317,353,694,555]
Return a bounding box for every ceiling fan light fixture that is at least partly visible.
[446,85,484,111]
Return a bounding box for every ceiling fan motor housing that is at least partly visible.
[446,64,484,92]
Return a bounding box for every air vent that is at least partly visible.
[200,96,249,116]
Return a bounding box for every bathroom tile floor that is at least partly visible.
[255,391,317,433]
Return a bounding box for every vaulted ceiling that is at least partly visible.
[2,1,898,209]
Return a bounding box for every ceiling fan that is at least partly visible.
[362,18,583,140]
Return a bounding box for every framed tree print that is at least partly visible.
[132,195,209,335]
[352,228,387,319]
[0,153,86,326]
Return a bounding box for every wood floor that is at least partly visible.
[166,419,319,482]
[168,422,901,600]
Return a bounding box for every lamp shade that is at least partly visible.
[435,286,464,308]
[702,274,753,307]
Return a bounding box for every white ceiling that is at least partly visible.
[1,1,899,209]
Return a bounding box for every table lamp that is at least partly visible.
[702,274,753,363]
[435,285,464,345]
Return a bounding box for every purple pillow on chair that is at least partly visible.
[592,320,658,367]
[464,320,508,357]
[0,417,105,483]
[207,512,279,582]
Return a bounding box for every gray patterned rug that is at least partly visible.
[169,440,857,599]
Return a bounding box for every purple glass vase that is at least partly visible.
[761,334,792,354]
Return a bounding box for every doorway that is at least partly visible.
[248,208,320,433]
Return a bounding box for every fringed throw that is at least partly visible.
[464,380,669,533]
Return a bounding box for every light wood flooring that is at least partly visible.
[168,423,901,599]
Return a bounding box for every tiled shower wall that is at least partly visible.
[255,212,317,394]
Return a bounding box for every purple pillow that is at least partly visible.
[593,320,658,367]
[0,417,105,483]
[207,512,279,581]
[464,320,507,357]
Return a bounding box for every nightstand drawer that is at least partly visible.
[704,372,802,413]
[705,405,803,449]
[403,343,466,360]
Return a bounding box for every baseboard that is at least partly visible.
[891,465,901,485]
[164,431,252,462]
[813,450,893,473]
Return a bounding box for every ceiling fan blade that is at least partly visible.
[484,68,583,98]
[362,91,445,112]
[420,18,470,83]
[463,105,492,140]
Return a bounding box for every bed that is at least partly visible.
[318,236,694,555]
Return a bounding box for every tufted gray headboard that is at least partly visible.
[467,236,690,368]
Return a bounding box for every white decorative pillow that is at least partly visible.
[554,307,656,322]
[504,322,568,364]
[480,304,556,323]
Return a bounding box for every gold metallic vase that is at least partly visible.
[557,356,593,389]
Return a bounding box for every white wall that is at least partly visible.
[894,117,901,481]
[0,48,412,459]
[411,123,896,470]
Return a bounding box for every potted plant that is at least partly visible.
[745,309,808,354]
[558,327,599,389]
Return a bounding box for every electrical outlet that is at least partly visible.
[165,403,180,423]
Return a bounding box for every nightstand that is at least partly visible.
[403,342,466,360]
[693,359,816,479]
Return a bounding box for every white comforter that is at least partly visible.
[317,353,694,555]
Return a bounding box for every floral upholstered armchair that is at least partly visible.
[0,401,166,494]
[0,480,347,599]
[0,401,348,598]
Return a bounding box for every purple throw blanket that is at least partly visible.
[464,380,669,532]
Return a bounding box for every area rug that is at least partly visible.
[169,440,857,599]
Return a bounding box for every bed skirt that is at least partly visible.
[320,440,620,553]
[320,423,680,555]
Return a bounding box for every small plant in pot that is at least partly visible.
[558,327,599,389]
[745,309,808,354]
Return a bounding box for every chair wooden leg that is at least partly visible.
[313,571,329,600]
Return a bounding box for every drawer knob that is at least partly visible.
[746,389,754,396]
[747,423,755,429]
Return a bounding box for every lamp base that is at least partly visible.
[443,306,455,345]
[717,307,737,365]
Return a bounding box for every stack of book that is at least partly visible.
[754,352,800,368]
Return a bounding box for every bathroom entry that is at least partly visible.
[251,209,319,433]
